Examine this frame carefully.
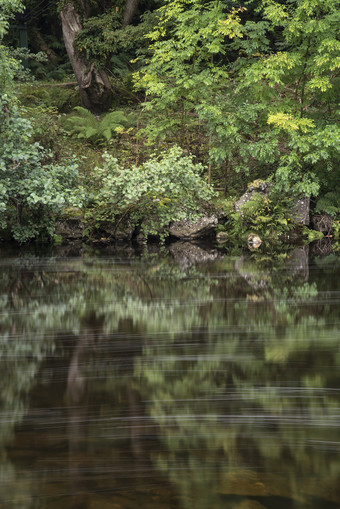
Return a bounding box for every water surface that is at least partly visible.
[0,242,340,509]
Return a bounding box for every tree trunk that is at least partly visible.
[122,0,139,27]
[29,27,60,65]
[60,2,113,113]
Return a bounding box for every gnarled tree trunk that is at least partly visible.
[60,2,113,113]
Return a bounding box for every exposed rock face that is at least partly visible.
[235,181,271,216]
[112,220,135,241]
[290,195,310,225]
[169,242,220,269]
[169,214,219,239]
[235,256,269,291]
[55,218,83,239]
[235,181,310,226]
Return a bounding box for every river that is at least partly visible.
[0,241,339,509]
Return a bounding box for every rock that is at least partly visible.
[235,180,271,216]
[169,214,218,239]
[247,233,262,248]
[113,221,135,241]
[135,232,146,243]
[235,181,310,226]
[290,194,310,225]
[98,218,135,241]
[216,231,229,243]
[55,218,83,240]
[235,256,269,290]
[169,241,220,269]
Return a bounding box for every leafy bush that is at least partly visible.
[64,106,132,145]
[85,146,215,240]
[0,95,83,242]
[315,191,340,217]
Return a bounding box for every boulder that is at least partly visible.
[287,245,309,282]
[169,214,218,239]
[235,180,271,216]
[55,218,83,240]
[235,181,310,226]
[290,195,310,225]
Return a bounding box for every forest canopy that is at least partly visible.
[0,0,339,243]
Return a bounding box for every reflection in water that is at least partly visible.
[0,244,340,509]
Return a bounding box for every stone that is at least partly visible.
[290,194,310,225]
[235,181,310,226]
[55,218,83,239]
[113,220,135,241]
[235,181,271,216]
[169,214,218,239]
[286,245,309,282]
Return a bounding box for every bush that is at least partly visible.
[0,95,83,242]
[85,146,215,240]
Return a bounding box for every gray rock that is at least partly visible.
[114,221,135,241]
[235,181,271,216]
[234,256,269,290]
[169,214,218,239]
[55,218,83,239]
[290,195,310,225]
[99,218,135,241]
[235,181,310,226]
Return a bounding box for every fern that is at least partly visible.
[315,191,340,217]
[64,106,130,145]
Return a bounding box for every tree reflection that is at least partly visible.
[0,247,339,508]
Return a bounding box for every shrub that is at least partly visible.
[0,95,83,242]
[85,146,215,240]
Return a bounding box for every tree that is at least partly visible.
[0,0,83,241]
[60,2,113,113]
[136,0,340,198]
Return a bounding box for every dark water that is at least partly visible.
[1,242,340,509]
